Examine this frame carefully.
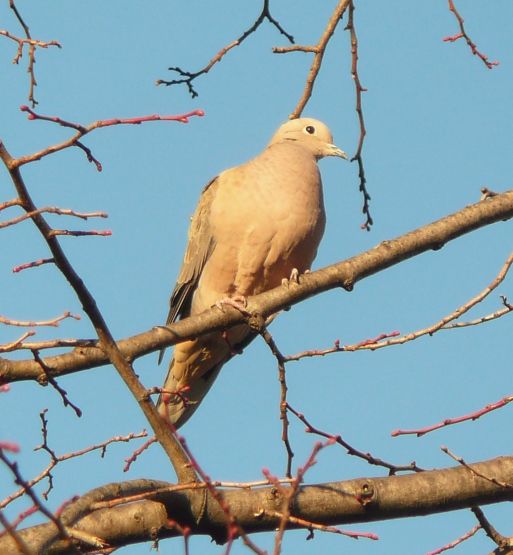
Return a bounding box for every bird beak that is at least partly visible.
[326,143,348,159]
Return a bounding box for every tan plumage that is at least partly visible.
[158,118,346,428]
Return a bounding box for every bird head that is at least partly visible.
[268,118,348,160]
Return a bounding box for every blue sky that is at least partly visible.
[1,2,513,553]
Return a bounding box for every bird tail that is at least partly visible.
[158,358,224,429]
[157,325,261,428]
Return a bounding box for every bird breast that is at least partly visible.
[200,144,326,300]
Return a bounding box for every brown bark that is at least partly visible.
[2,456,513,553]
[1,189,513,385]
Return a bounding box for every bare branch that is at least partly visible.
[287,403,424,474]
[259,328,294,478]
[444,294,513,329]
[3,189,512,383]
[0,206,107,229]
[442,447,513,489]
[392,396,513,438]
[444,0,499,69]
[0,311,79,328]
[343,249,513,353]
[345,1,372,230]
[13,105,205,170]
[0,140,197,484]
[275,0,350,119]
[123,437,157,472]
[157,0,294,97]
[0,448,72,548]
[6,0,62,106]
[32,352,82,417]
[264,509,378,541]
[1,414,147,510]
[48,229,111,238]
[13,258,55,273]
[426,524,481,555]
[263,439,337,553]
[0,331,35,354]
[5,456,513,553]
[7,338,96,351]
[0,29,61,58]
[0,198,22,212]
[471,507,512,551]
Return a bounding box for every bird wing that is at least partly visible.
[158,177,218,363]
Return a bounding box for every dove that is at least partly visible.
[158,118,347,428]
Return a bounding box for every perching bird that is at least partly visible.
[158,118,347,428]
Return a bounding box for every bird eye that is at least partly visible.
[305,125,315,135]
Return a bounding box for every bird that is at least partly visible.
[158,118,347,428]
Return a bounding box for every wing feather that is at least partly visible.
[158,177,218,363]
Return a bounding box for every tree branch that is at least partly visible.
[0,141,197,485]
[274,0,350,119]
[3,456,513,553]
[443,0,499,69]
[157,0,294,97]
[5,0,62,106]
[2,189,512,383]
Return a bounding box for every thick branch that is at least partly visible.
[2,190,512,383]
[4,456,513,553]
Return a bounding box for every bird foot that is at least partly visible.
[282,268,309,288]
[215,295,250,316]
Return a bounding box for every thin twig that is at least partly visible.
[6,0,62,106]
[0,206,107,229]
[441,446,513,489]
[13,258,55,273]
[259,328,294,478]
[0,311,80,328]
[0,331,35,353]
[444,295,513,329]
[1,413,147,509]
[123,437,157,472]
[264,509,377,541]
[345,1,372,230]
[6,338,96,350]
[444,0,499,69]
[287,403,423,474]
[0,448,72,548]
[32,352,82,417]
[14,105,204,170]
[343,250,513,352]
[426,524,481,555]
[392,395,513,438]
[0,29,61,58]
[471,507,511,550]
[48,229,111,238]
[157,0,294,97]
[90,477,295,511]
[263,439,335,554]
